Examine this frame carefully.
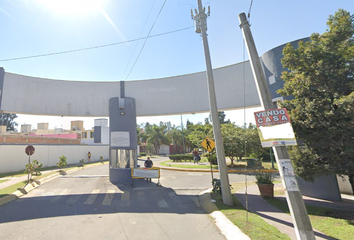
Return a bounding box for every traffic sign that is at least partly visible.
[25,145,35,156]
[201,137,215,152]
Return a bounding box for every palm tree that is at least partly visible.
[166,126,183,154]
[145,124,169,154]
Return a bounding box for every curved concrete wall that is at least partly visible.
[0,38,306,117]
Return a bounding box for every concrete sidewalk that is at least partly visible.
[235,184,354,240]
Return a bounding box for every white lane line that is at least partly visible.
[84,190,100,205]
[51,189,69,202]
[158,199,168,208]
[120,192,130,207]
[102,190,115,206]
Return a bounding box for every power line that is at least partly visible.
[125,0,167,80]
[121,0,158,79]
[0,26,193,62]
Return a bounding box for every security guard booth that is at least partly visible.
[109,96,137,184]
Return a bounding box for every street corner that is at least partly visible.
[198,189,251,240]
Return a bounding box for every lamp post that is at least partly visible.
[180,115,186,154]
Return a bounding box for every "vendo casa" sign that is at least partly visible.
[254,108,291,127]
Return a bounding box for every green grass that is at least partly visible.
[0,180,8,184]
[262,162,278,170]
[212,193,290,239]
[213,182,290,239]
[0,181,27,199]
[214,182,354,239]
[159,160,218,169]
[0,161,109,199]
[265,198,354,239]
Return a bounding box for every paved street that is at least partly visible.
[0,162,252,240]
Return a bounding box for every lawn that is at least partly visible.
[159,160,218,169]
[212,182,290,239]
[214,181,354,240]
[265,197,354,239]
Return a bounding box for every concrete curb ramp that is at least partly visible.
[199,189,251,240]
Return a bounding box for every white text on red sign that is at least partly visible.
[254,108,291,127]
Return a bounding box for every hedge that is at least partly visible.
[169,154,193,162]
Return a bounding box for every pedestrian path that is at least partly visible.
[0,169,58,190]
[234,184,354,240]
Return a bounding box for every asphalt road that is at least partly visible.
[0,161,254,240]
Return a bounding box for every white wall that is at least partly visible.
[337,175,353,195]
[0,145,109,174]
[101,126,109,144]
[159,145,169,155]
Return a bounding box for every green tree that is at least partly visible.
[187,123,213,150]
[221,123,244,165]
[278,9,354,194]
[24,159,43,184]
[221,123,262,164]
[0,113,18,131]
[208,111,230,124]
[145,124,169,154]
[166,125,183,154]
[57,155,67,171]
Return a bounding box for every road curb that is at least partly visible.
[0,162,107,207]
[198,189,251,240]
[158,165,278,173]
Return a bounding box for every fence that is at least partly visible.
[0,144,109,174]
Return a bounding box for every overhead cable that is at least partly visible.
[0,25,193,62]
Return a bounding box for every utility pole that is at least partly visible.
[239,12,315,240]
[193,0,232,206]
[180,115,186,154]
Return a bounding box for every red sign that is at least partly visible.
[254,108,291,127]
[25,145,35,156]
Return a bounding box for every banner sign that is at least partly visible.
[254,108,297,147]
[131,168,160,179]
[254,108,291,127]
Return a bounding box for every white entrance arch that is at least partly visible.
[0,38,306,117]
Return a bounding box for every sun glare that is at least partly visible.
[37,0,106,16]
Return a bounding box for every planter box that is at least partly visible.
[257,183,274,198]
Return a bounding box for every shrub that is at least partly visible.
[255,172,274,184]
[208,154,217,165]
[169,154,193,162]
[57,155,67,171]
[24,159,43,183]
[79,159,85,167]
[100,156,104,163]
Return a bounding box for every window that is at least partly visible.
[82,131,87,139]
[90,131,94,138]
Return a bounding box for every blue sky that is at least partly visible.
[1,0,353,130]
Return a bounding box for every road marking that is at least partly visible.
[158,199,168,208]
[51,189,69,202]
[168,191,176,199]
[120,192,130,207]
[84,190,100,205]
[66,194,82,205]
[102,190,115,206]
[191,196,201,207]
